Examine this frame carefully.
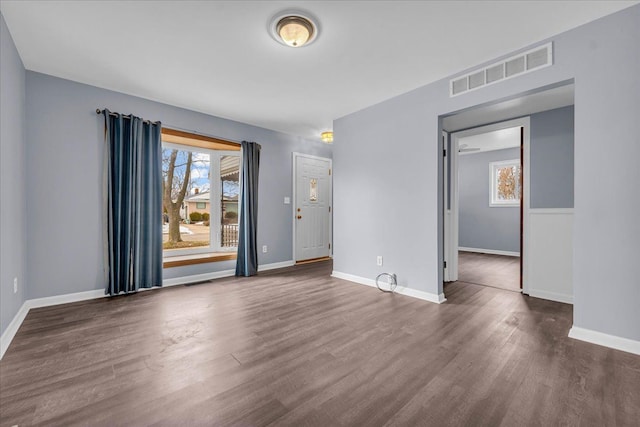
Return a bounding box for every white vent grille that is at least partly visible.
[452,77,468,95]
[505,56,525,77]
[469,70,485,89]
[486,64,504,83]
[526,46,549,70]
[449,42,553,97]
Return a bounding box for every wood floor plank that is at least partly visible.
[458,251,520,291]
[1,260,638,426]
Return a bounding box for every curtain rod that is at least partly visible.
[96,109,242,145]
[96,109,159,125]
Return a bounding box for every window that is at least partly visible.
[161,129,240,258]
[490,159,521,207]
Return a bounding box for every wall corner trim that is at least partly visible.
[0,301,30,360]
[568,326,640,356]
[331,271,446,304]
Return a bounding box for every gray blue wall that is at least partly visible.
[530,105,574,208]
[459,148,520,253]
[0,13,27,337]
[24,71,332,300]
[334,5,640,341]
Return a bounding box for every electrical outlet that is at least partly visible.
[13,277,18,294]
[262,245,268,253]
[376,256,383,266]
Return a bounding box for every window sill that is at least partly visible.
[163,252,237,268]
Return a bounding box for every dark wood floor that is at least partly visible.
[458,251,520,292]
[1,261,639,426]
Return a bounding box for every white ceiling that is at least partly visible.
[458,127,521,155]
[1,1,636,141]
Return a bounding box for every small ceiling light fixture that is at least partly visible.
[270,10,319,48]
[321,131,334,144]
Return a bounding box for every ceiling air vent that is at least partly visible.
[449,42,552,97]
[452,77,468,95]
[486,64,504,84]
[469,70,485,89]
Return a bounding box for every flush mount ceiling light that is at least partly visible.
[321,131,333,143]
[269,10,319,48]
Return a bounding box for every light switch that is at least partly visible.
[284,197,290,204]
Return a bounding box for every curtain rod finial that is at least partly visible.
[96,109,101,114]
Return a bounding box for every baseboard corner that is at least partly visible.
[0,301,30,360]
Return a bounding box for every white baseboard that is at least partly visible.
[162,260,294,286]
[528,289,573,305]
[162,270,235,287]
[331,271,446,304]
[0,260,296,360]
[0,301,30,360]
[28,289,106,309]
[458,247,520,257]
[258,260,295,271]
[569,326,640,356]
[331,271,377,287]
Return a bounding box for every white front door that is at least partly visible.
[294,154,331,262]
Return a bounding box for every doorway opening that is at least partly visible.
[445,118,528,293]
[441,80,575,304]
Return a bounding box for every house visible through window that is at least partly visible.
[161,128,240,257]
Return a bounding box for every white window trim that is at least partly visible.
[489,159,520,207]
[162,141,239,258]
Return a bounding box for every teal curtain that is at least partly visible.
[236,141,261,276]
[101,109,163,295]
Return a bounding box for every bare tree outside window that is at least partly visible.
[163,149,192,244]
[162,148,212,250]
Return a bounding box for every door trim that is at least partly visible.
[292,152,333,263]
[447,117,530,294]
[443,131,451,282]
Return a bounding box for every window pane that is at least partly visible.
[220,155,240,248]
[309,178,318,202]
[162,147,211,251]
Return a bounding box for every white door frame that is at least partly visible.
[443,131,451,282]
[447,117,531,294]
[292,152,333,262]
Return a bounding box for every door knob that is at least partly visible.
[297,215,302,219]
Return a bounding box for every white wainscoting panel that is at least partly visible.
[527,208,573,304]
